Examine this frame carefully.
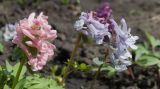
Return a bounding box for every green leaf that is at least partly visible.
[153,52,160,59]
[4,85,10,89]
[0,70,10,89]
[105,66,116,77]
[15,78,26,89]
[78,63,90,71]
[144,42,149,49]
[61,0,69,5]
[136,55,160,67]
[135,45,149,60]
[61,66,67,76]
[0,43,4,53]
[5,61,13,72]
[93,57,104,65]
[12,62,27,79]
[24,74,64,89]
[66,59,80,69]
[5,61,26,80]
[92,64,116,77]
[145,32,160,48]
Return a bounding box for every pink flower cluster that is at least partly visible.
[12,12,57,71]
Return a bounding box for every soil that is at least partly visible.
[0,0,160,89]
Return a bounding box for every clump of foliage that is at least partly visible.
[0,61,64,89]
[135,32,160,69]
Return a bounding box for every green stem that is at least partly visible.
[12,59,25,89]
[61,33,82,85]
[89,64,103,89]
[157,69,160,88]
[88,48,109,89]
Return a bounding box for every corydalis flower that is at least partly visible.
[12,12,57,71]
[3,24,16,42]
[96,2,112,19]
[74,3,112,44]
[74,11,111,44]
[109,18,138,71]
[74,3,139,72]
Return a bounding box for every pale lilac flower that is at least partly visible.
[74,3,138,72]
[109,18,138,71]
[12,12,57,71]
[110,18,139,50]
[3,24,16,42]
[74,11,111,44]
[74,3,113,44]
[74,19,85,31]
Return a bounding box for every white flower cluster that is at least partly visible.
[3,24,16,42]
[74,12,139,72]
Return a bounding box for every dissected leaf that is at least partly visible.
[0,70,10,89]
[78,63,90,71]
[15,78,26,89]
[24,74,64,89]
